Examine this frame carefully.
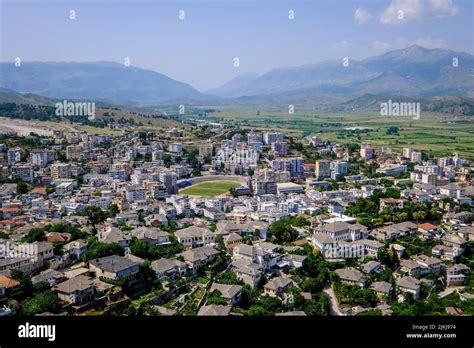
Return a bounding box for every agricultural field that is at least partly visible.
[193,105,474,159]
[179,180,241,197]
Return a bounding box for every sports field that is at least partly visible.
[179,180,241,197]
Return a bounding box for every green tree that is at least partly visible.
[83,206,108,234]
[107,203,120,218]
[82,240,121,261]
[304,293,330,316]
[268,219,299,244]
[24,228,46,243]
[10,269,33,296]
[20,290,60,315]
[139,261,161,291]
[238,284,259,309]
[377,246,400,271]
[162,154,173,167]
[215,271,242,285]
[413,211,427,225]
[357,309,383,316]
[129,238,149,259]
[16,180,28,194]
[206,290,227,305]
[247,305,269,316]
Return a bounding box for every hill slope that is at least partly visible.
[0,62,204,105]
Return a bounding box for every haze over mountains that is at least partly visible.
[0,45,473,106]
[0,62,203,105]
[210,45,474,103]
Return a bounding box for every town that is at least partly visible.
[0,123,472,317]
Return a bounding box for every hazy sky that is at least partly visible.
[1,0,473,90]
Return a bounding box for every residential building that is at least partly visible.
[51,163,71,179]
[263,132,284,145]
[177,246,220,274]
[315,160,331,179]
[175,226,216,249]
[331,161,348,180]
[413,255,443,275]
[263,276,293,298]
[232,258,262,288]
[0,275,21,298]
[89,255,140,281]
[11,164,33,183]
[446,264,469,286]
[360,143,373,160]
[209,283,242,305]
[64,239,88,260]
[168,143,183,154]
[335,268,365,287]
[150,258,187,281]
[7,148,22,165]
[272,157,304,179]
[197,305,231,316]
[132,227,170,246]
[396,276,421,300]
[30,149,55,168]
[371,281,393,298]
[53,275,95,305]
[314,222,368,242]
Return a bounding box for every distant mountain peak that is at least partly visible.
[405,44,428,51]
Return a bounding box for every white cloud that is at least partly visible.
[380,0,460,25]
[397,37,448,48]
[354,8,371,24]
[331,40,352,50]
[372,41,391,52]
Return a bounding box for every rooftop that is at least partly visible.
[89,255,138,273]
[197,305,231,316]
[53,275,94,293]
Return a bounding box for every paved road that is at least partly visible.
[438,286,464,298]
[324,284,342,316]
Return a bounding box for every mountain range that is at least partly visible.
[0,45,473,106]
[0,62,203,105]
[209,45,474,103]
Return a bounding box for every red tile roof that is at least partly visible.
[31,187,47,195]
[0,275,20,289]
[419,223,437,231]
[1,207,21,213]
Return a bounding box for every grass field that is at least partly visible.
[67,107,187,135]
[179,180,241,197]
[191,105,474,160]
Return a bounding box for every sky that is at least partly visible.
[1,0,473,91]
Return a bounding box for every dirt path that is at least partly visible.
[324,284,342,316]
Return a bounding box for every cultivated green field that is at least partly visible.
[193,105,474,159]
[179,181,241,197]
